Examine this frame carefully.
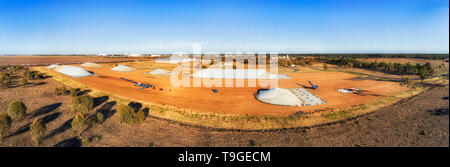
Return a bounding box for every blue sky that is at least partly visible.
[0,0,448,54]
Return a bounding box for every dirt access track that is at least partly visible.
[44,60,407,116]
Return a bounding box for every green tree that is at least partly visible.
[0,114,12,141]
[60,87,68,95]
[400,77,417,96]
[0,79,6,89]
[71,95,94,115]
[96,112,104,123]
[70,88,80,97]
[21,78,28,87]
[136,111,146,123]
[117,104,135,124]
[7,101,27,121]
[71,113,87,135]
[30,119,46,146]
[54,87,61,96]
[323,64,329,71]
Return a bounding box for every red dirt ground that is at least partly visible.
[51,60,407,116]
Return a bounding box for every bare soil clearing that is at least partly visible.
[55,61,407,116]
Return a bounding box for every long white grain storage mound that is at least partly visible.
[193,69,286,79]
[255,88,303,106]
[80,62,102,68]
[155,57,196,64]
[56,66,94,78]
[255,88,327,106]
[147,68,171,76]
[46,64,59,69]
[111,65,134,72]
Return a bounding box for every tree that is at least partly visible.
[417,64,434,82]
[7,101,27,121]
[21,78,28,87]
[70,88,80,97]
[54,87,61,96]
[0,114,12,141]
[418,69,427,82]
[136,111,146,123]
[71,113,87,135]
[117,104,135,124]
[96,112,104,123]
[30,119,46,146]
[60,87,68,95]
[323,64,329,71]
[71,95,94,115]
[0,79,6,89]
[24,70,31,80]
[117,103,147,124]
[400,77,417,96]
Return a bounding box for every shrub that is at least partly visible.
[27,71,44,79]
[96,112,104,123]
[30,119,46,146]
[70,88,80,97]
[7,101,27,121]
[54,87,73,96]
[136,111,146,123]
[60,87,68,95]
[118,103,148,124]
[128,102,142,112]
[71,113,87,134]
[24,70,31,80]
[0,114,12,140]
[21,78,28,87]
[323,64,329,71]
[118,104,135,124]
[248,140,260,147]
[54,87,61,96]
[71,95,94,115]
[0,79,6,89]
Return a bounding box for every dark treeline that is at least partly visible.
[318,57,436,81]
[282,54,449,60]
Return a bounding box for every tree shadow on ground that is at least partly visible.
[346,76,376,81]
[353,90,383,97]
[79,101,117,134]
[427,108,449,116]
[442,96,449,100]
[97,101,117,120]
[28,103,62,119]
[6,112,61,138]
[76,89,91,96]
[142,107,149,116]
[42,118,73,141]
[128,102,142,113]
[30,82,46,87]
[53,137,81,147]
[93,96,109,108]
[295,83,315,89]
[8,81,46,88]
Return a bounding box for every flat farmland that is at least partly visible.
[0,56,150,65]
